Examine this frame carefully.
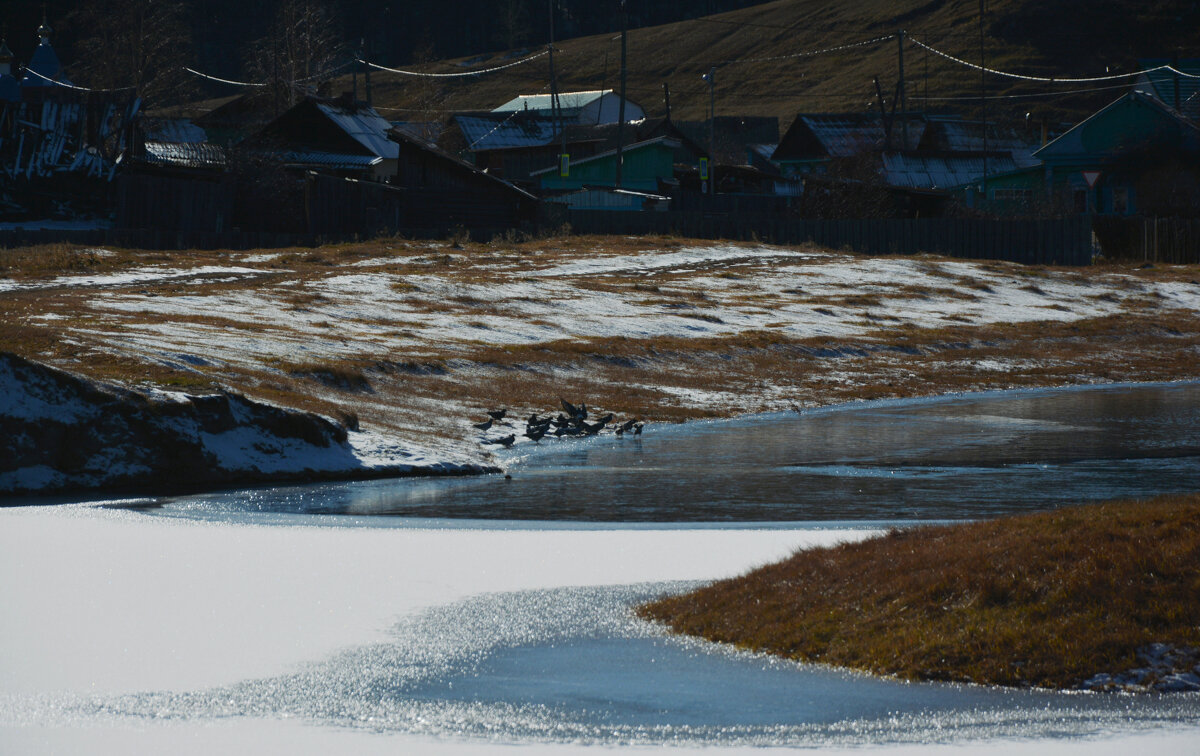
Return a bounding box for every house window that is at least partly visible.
[1073,189,1088,213]
[1112,186,1129,214]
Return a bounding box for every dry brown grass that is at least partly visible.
[638,494,1200,689]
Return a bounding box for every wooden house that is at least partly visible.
[388,128,539,232]
[241,95,399,181]
[530,136,680,194]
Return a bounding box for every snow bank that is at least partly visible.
[0,352,484,496]
[2,505,1195,755]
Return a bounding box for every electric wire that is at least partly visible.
[719,34,895,65]
[358,49,550,78]
[908,36,1200,83]
[21,67,137,92]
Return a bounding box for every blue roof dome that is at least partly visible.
[22,39,70,87]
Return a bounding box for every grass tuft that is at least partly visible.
[638,494,1200,689]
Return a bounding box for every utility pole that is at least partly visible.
[979,0,988,203]
[548,0,566,175]
[362,38,372,107]
[703,66,716,194]
[897,30,907,147]
[615,0,628,189]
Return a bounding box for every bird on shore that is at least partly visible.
[618,418,639,433]
[484,434,515,447]
[487,409,508,421]
[582,419,606,436]
[524,426,547,443]
[473,418,494,431]
[594,413,614,426]
[559,400,583,424]
[633,423,644,435]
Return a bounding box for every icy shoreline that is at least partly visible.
[0,351,495,498]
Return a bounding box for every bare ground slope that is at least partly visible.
[2,235,1199,479]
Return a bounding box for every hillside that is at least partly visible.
[345,0,1200,130]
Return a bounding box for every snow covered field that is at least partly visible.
[4,238,1200,484]
[2,504,1197,754]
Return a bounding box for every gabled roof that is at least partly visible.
[1035,90,1200,163]
[454,113,559,151]
[773,113,924,162]
[528,136,679,177]
[493,90,613,114]
[247,97,399,163]
[1135,59,1200,120]
[390,127,538,201]
[314,101,397,159]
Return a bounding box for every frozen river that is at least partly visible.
[2,383,1199,753]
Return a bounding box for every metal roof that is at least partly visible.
[21,39,71,87]
[279,151,382,170]
[493,90,612,114]
[783,114,925,159]
[314,102,398,160]
[1135,60,1200,120]
[143,141,227,168]
[455,114,559,151]
[142,118,208,144]
[882,153,1021,189]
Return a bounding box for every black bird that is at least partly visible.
[473,418,494,431]
[560,398,580,417]
[550,413,570,428]
[524,426,547,442]
[484,434,515,447]
[487,409,508,421]
[633,423,644,435]
[618,418,639,433]
[527,413,544,426]
[582,419,606,435]
[594,413,614,426]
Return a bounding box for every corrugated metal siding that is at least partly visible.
[144,141,226,168]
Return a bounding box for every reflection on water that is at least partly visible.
[155,382,1200,522]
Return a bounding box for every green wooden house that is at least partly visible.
[531,136,679,194]
[960,90,1200,215]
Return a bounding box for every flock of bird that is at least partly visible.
[474,399,644,448]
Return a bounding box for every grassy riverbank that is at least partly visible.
[638,494,1200,689]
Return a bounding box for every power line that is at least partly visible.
[719,34,895,66]
[22,67,137,92]
[183,67,268,87]
[359,49,550,78]
[909,36,1200,83]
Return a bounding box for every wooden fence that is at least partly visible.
[567,211,1096,266]
[1092,216,1200,264]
